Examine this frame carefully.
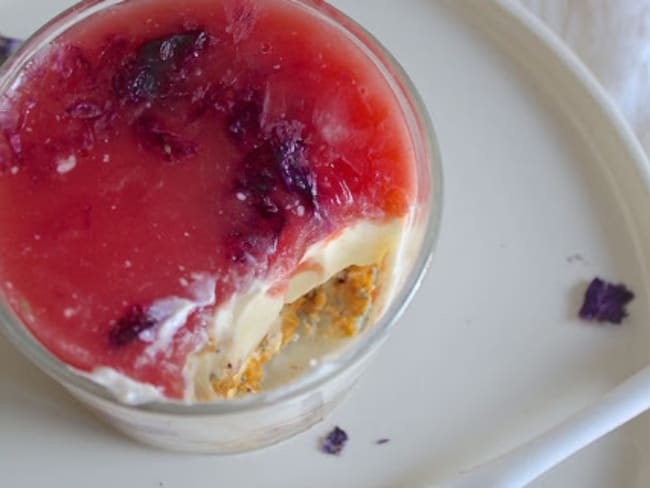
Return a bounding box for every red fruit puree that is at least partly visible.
[0,0,415,399]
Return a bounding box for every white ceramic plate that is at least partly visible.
[1,1,649,486]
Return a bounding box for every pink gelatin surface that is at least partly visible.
[0,0,415,398]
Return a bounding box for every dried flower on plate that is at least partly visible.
[0,35,21,64]
[321,426,348,455]
[579,278,635,325]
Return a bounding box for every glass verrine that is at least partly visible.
[0,0,442,453]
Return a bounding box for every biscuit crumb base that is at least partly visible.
[210,264,379,398]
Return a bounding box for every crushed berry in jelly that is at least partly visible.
[109,304,157,347]
[113,30,208,102]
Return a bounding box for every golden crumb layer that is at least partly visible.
[210,264,378,398]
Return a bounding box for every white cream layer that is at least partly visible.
[84,218,407,405]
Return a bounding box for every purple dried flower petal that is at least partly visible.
[579,278,634,325]
[321,426,348,455]
[0,35,21,64]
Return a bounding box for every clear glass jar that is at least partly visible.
[0,0,442,453]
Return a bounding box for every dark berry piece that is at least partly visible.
[270,121,318,210]
[129,69,160,101]
[109,304,157,347]
[159,31,208,61]
[114,30,208,101]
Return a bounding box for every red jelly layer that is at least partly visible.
[0,0,415,398]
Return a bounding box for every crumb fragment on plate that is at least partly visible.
[321,426,348,455]
[579,277,634,325]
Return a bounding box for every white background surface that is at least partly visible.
[1,1,650,487]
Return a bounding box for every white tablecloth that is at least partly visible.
[521,0,650,153]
